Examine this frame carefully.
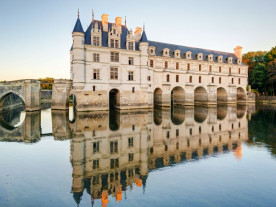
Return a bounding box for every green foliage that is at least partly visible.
[39,77,54,90]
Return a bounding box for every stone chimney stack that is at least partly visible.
[234,46,243,60]
[101,14,108,32]
[135,27,142,42]
[115,17,122,33]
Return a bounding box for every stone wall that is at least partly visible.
[256,95,276,104]
[41,90,52,102]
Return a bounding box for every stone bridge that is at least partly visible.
[0,79,41,111]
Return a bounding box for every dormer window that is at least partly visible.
[228,57,233,64]
[163,48,170,57]
[207,54,214,62]
[149,46,156,56]
[186,51,192,59]
[174,50,181,58]
[128,42,134,50]
[197,53,203,60]
[218,55,223,63]
[237,58,242,65]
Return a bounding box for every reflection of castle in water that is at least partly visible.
[69,105,253,206]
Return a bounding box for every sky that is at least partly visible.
[0,0,276,81]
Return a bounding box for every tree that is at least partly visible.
[251,62,267,94]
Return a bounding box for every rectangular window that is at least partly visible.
[93,85,96,91]
[129,57,134,65]
[239,78,241,84]
[212,77,214,83]
[128,42,134,50]
[239,68,241,74]
[176,129,179,137]
[110,141,118,153]
[209,65,212,72]
[111,52,119,62]
[232,78,234,84]
[128,153,134,162]
[219,66,222,73]
[150,60,154,67]
[187,63,190,70]
[93,53,100,62]
[110,158,119,169]
[176,75,179,82]
[176,62,179,70]
[219,77,221,84]
[110,67,118,80]
[93,159,99,169]
[115,40,119,48]
[147,76,151,81]
[199,76,201,83]
[132,87,135,93]
[128,71,134,81]
[93,37,100,46]
[229,67,232,74]
[128,137,134,147]
[189,76,192,83]
[93,69,100,80]
[199,64,201,71]
[165,61,168,68]
[93,142,100,153]
[110,39,115,48]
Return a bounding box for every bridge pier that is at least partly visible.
[51,79,72,110]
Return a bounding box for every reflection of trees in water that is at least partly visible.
[248,107,276,156]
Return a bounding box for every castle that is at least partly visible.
[66,11,254,112]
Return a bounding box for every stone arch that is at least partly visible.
[0,92,25,110]
[194,106,208,123]
[237,87,246,102]
[109,89,120,110]
[217,104,227,120]
[154,88,162,107]
[237,104,246,119]
[0,106,26,131]
[171,86,185,106]
[171,107,185,125]
[217,87,228,103]
[194,86,208,105]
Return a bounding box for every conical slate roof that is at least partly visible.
[140,30,148,42]
[73,18,84,33]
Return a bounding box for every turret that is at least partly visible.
[72,10,86,86]
[139,28,149,88]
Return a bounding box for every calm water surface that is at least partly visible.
[0,105,276,207]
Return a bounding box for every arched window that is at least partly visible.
[166,74,170,82]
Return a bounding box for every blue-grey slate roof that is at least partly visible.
[73,18,84,33]
[140,31,148,42]
[148,41,242,65]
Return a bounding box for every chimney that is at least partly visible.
[134,27,142,42]
[101,14,108,32]
[115,17,122,33]
[234,46,243,60]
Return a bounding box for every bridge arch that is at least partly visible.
[154,88,162,107]
[109,89,120,110]
[217,87,228,103]
[171,86,185,106]
[194,86,208,105]
[194,106,208,123]
[0,91,25,109]
[237,87,246,102]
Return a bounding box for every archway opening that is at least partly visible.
[109,89,120,110]
[154,88,162,108]
[171,87,185,106]
[194,87,208,105]
[69,94,76,122]
[217,87,228,104]
[237,87,246,102]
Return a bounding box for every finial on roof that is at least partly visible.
[78,9,79,18]
[92,9,94,22]
[125,16,126,27]
[143,23,145,31]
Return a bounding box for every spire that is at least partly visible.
[92,9,94,22]
[73,10,84,33]
[125,16,126,27]
[140,28,148,43]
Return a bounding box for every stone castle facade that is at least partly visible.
[67,12,254,111]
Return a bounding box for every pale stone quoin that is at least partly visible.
[52,12,255,111]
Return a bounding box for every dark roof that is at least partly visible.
[140,31,148,42]
[73,18,84,33]
[148,41,242,65]
[84,20,135,50]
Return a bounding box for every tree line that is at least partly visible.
[243,47,276,95]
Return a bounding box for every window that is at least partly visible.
[110,158,119,169]
[209,65,212,72]
[132,125,135,131]
[238,78,240,84]
[93,53,100,62]
[176,75,179,82]
[128,137,134,147]
[110,141,118,153]
[128,71,134,81]
[199,126,201,134]
[176,62,179,70]
[93,159,99,169]
[199,76,201,83]
[93,142,100,153]
[110,67,118,80]
[229,67,232,74]
[128,42,134,50]
[93,36,100,46]
[219,77,221,84]
[239,68,241,74]
[166,131,170,138]
[93,69,100,80]
[187,63,190,70]
[176,129,179,137]
[115,40,119,48]
[129,57,134,65]
[111,52,119,62]
[165,61,168,68]
[132,87,135,93]
[199,64,201,71]
[219,66,222,73]
[189,76,192,83]
[110,39,114,48]
[166,74,170,82]
[128,153,134,162]
[150,60,154,67]
[189,128,192,135]
[93,85,96,91]
[212,77,214,83]
[232,78,234,84]
[147,76,151,81]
